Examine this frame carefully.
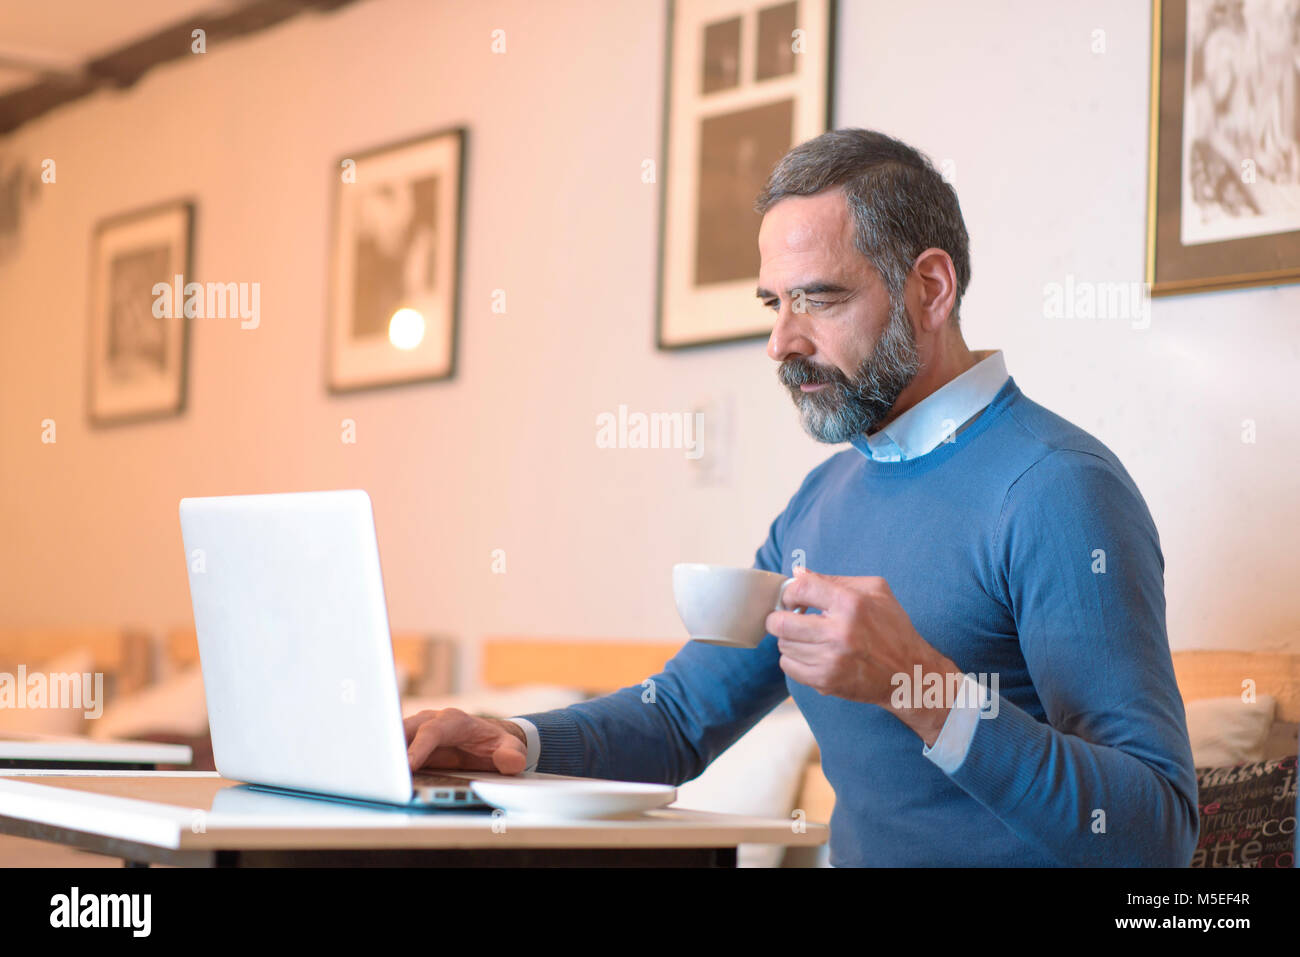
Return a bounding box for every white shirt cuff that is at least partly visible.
[508,717,540,772]
[921,673,989,774]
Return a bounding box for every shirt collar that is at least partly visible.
[850,350,1009,462]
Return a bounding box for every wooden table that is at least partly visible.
[0,771,828,867]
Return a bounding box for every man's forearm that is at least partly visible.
[943,694,1199,866]
[512,637,790,783]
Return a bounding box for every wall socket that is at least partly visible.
[689,392,735,487]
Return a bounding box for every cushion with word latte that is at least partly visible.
[1191,755,1297,868]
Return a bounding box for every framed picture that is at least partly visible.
[1147,0,1300,296]
[327,126,465,391]
[86,199,193,426]
[657,0,836,349]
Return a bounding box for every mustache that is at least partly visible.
[778,359,848,388]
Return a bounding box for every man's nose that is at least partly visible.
[766,305,812,363]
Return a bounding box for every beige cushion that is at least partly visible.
[89,665,209,740]
[671,699,817,868]
[1185,694,1277,767]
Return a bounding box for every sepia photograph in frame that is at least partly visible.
[86,199,193,426]
[657,0,836,348]
[1147,0,1300,295]
[327,126,465,391]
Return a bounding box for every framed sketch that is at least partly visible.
[328,126,465,391]
[86,199,193,426]
[657,0,836,349]
[1147,0,1300,296]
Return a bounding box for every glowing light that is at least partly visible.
[388,308,425,350]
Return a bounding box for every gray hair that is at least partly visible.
[754,128,971,321]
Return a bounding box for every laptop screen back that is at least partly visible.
[179,489,413,804]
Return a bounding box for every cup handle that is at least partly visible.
[776,577,802,614]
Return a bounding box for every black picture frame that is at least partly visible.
[656,0,837,350]
[85,198,195,427]
[325,125,467,392]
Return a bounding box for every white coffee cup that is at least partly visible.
[672,563,797,648]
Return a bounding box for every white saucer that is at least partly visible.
[466,775,677,819]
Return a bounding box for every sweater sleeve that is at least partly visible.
[944,448,1200,866]
[513,510,793,784]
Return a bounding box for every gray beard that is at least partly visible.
[778,296,921,444]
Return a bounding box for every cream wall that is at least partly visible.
[1,0,1296,692]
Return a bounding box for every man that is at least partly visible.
[404,129,1199,867]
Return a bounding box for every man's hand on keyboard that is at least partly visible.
[403,708,528,774]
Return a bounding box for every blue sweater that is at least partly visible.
[518,377,1200,866]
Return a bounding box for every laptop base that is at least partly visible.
[244,782,493,812]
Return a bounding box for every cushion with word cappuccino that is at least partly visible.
[1191,755,1297,868]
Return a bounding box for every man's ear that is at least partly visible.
[910,248,958,332]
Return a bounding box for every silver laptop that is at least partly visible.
[178,489,495,809]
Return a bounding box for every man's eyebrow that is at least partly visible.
[755,281,852,299]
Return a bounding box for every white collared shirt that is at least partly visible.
[851,350,1009,463]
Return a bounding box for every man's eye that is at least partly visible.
[763,298,830,311]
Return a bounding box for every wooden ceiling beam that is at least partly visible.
[0,0,364,135]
